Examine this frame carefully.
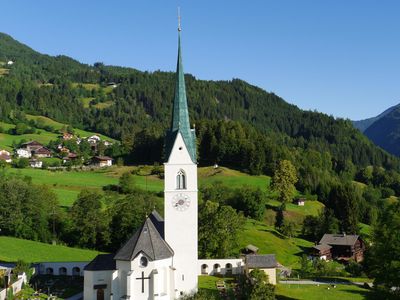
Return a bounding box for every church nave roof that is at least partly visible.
[114,211,174,262]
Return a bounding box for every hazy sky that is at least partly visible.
[1,0,400,120]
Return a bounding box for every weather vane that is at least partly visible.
[178,7,182,32]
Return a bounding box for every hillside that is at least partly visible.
[0,236,101,262]
[352,103,400,132]
[363,106,400,156]
[0,32,398,174]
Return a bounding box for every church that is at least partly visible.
[83,21,258,300]
[83,24,200,300]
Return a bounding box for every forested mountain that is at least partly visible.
[353,103,400,132]
[1,31,399,180]
[364,106,400,156]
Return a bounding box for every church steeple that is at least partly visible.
[165,21,196,163]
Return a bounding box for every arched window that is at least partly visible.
[176,170,186,190]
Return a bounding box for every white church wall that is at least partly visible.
[37,261,88,276]
[115,254,174,300]
[198,259,244,276]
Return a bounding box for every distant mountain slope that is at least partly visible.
[364,106,400,156]
[353,103,400,132]
[0,31,399,170]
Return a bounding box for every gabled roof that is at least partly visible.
[84,254,116,271]
[313,244,332,252]
[246,254,277,269]
[165,31,196,163]
[114,211,173,261]
[319,234,360,246]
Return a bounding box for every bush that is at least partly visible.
[15,158,29,168]
[381,187,395,198]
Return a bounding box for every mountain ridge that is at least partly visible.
[0,31,399,173]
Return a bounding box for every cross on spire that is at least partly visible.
[136,271,151,293]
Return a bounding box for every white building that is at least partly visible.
[29,159,42,168]
[87,135,101,144]
[16,148,31,158]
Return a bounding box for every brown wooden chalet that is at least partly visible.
[312,234,365,262]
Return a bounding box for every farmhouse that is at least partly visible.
[21,141,44,153]
[16,148,31,158]
[29,159,43,168]
[294,198,305,206]
[312,233,365,262]
[244,254,278,285]
[91,156,112,167]
[63,152,79,164]
[34,147,52,158]
[0,150,12,163]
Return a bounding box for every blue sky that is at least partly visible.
[1,0,400,120]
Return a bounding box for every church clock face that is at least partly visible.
[172,193,191,211]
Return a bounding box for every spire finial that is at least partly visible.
[178,7,182,32]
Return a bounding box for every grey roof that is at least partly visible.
[84,254,116,271]
[319,234,359,246]
[313,244,332,251]
[149,210,165,238]
[246,254,277,269]
[246,244,259,252]
[114,211,174,261]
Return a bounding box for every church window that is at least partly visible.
[140,256,148,267]
[176,170,186,189]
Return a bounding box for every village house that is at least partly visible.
[34,147,52,158]
[0,150,12,163]
[62,132,74,140]
[311,233,365,262]
[63,152,80,164]
[20,141,44,153]
[91,156,112,167]
[16,148,31,158]
[87,135,101,144]
[244,254,278,285]
[29,159,42,168]
[294,198,306,206]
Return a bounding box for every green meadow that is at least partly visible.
[275,284,372,300]
[0,124,59,151]
[25,115,115,141]
[236,219,313,268]
[0,236,101,262]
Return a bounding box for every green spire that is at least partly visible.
[165,31,197,163]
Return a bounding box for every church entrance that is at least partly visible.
[96,289,104,300]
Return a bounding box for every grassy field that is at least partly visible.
[0,236,101,262]
[6,167,119,206]
[25,115,115,141]
[275,284,372,300]
[0,127,59,151]
[235,219,313,268]
[80,97,95,108]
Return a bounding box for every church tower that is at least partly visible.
[164,21,198,296]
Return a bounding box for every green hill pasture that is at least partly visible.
[0,236,101,262]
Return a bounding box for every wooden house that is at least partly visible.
[92,156,112,167]
[313,234,365,262]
